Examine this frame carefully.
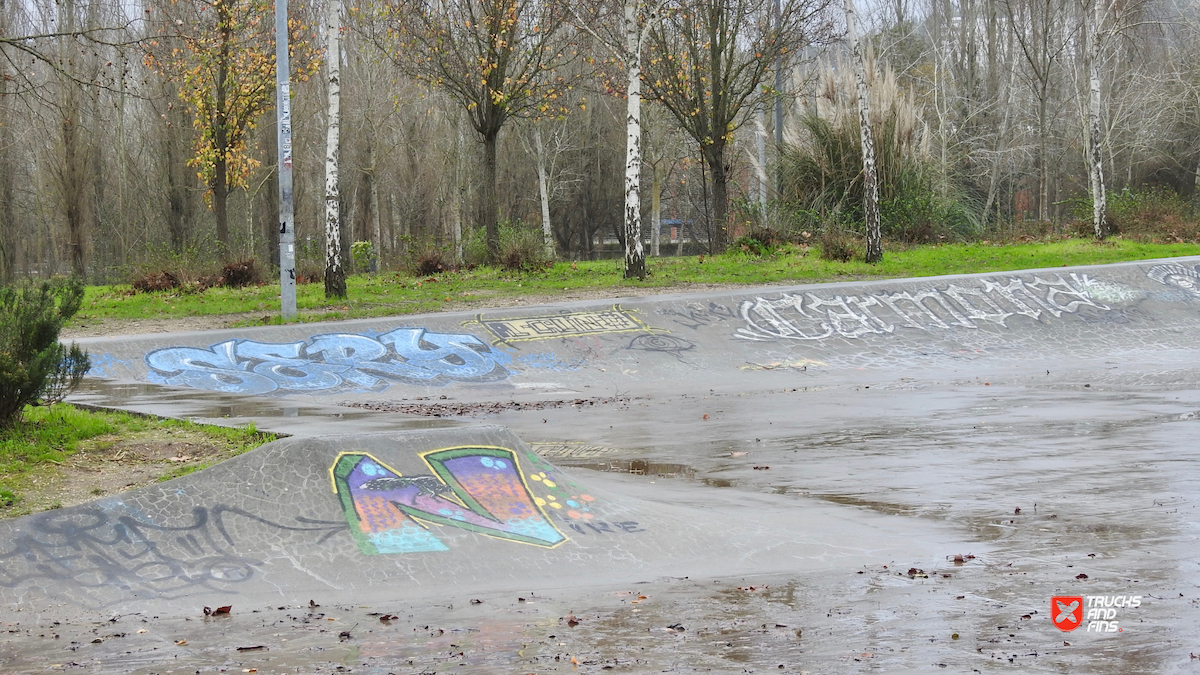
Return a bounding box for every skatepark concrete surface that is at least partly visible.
[5,257,1200,673]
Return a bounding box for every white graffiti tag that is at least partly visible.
[145,328,511,394]
[736,274,1113,341]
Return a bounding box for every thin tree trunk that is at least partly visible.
[844,0,882,263]
[0,38,14,282]
[481,129,500,262]
[651,161,661,257]
[534,127,554,257]
[755,104,768,211]
[1086,0,1107,238]
[451,120,464,263]
[61,0,87,278]
[213,10,232,252]
[1037,95,1049,222]
[623,1,646,280]
[324,0,346,298]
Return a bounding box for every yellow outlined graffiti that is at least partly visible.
[330,447,568,554]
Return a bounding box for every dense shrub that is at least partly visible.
[1106,188,1199,241]
[0,279,91,428]
[817,228,859,262]
[221,258,260,288]
[415,249,452,276]
[780,58,981,243]
[132,270,181,293]
[463,220,553,271]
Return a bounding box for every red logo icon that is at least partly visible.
[1053,595,1084,631]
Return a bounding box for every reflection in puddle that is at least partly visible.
[556,458,696,478]
[807,493,916,516]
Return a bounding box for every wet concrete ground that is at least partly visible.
[6,260,1200,673]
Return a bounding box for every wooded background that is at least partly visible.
[1,0,1198,283]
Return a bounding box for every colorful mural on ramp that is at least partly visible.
[331,447,568,554]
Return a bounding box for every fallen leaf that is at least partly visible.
[1076,573,1089,580]
[379,615,397,622]
[175,639,187,646]
[202,605,231,616]
[565,614,580,627]
[1014,507,1021,515]
[309,600,320,608]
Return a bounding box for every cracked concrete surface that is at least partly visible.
[3,257,1200,673]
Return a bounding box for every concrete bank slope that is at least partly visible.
[0,426,963,617]
[72,256,1200,419]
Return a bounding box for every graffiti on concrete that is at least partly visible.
[332,447,581,554]
[736,274,1115,342]
[659,302,737,330]
[627,334,695,354]
[1147,262,1200,299]
[0,504,343,601]
[474,306,655,344]
[145,328,511,394]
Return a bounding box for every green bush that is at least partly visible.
[0,279,91,428]
[463,221,553,271]
[351,240,376,274]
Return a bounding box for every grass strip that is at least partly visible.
[0,404,273,517]
[73,239,1200,328]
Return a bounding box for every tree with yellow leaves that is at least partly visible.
[146,0,318,253]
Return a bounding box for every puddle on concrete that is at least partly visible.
[806,493,916,517]
[555,458,696,479]
[70,378,461,433]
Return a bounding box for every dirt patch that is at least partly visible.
[344,396,643,418]
[8,429,263,518]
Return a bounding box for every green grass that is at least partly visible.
[0,404,273,514]
[72,238,1200,328]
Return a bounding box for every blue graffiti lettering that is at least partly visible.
[144,329,511,395]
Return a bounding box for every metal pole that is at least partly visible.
[275,0,297,321]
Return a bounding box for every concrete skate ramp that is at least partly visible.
[0,426,961,615]
[74,257,1200,410]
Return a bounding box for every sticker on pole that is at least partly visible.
[1052,595,1084,632]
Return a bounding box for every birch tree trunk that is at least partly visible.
[623,1,646,280]
[1085,0,1107,238]
[534,127,554,257]
[844,0,882,263]
[324,0,346,298]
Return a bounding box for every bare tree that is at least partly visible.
[373,0,576,262]
[645,0,830,251]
